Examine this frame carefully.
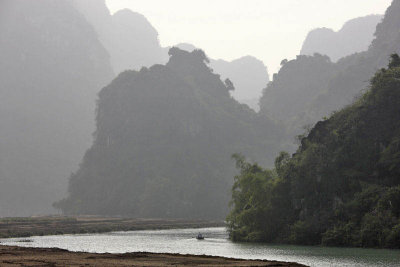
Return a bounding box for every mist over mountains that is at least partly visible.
[228,1,400,248]
[73,1,269,111]
[0,0,272,217]
[0,0,114,216]
[174,43,269,111]
[229,54,400,248]
[72,0,166,74]
[301,15,383,62]
[55,48,285,218]
[260,54,337,134]
[0,0,398,223]
[260,2,400,139]
[211,57,269,111]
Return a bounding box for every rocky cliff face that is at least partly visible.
[73,0,165,74]
[56,48,285,219]
[0,0,114,216]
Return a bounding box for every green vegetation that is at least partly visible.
[55,48,286,219]
[0,216,223,239]
[227,55,400,248]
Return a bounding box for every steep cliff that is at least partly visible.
[56,48,285,219]
[0,0,114,216]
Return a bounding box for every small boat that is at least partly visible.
[196,233,204,240]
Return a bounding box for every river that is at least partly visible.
[1,227,399,266]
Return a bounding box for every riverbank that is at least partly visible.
[0,216,223,238]
[0,245,306,266]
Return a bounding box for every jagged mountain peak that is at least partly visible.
[57,47,284,218]
[301,14,383,62]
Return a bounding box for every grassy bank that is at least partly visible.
[0,216,224,238]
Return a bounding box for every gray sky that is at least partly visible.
[105,0,392,74]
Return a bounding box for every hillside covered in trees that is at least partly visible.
[227,55,400,248]
[55,48,286,219]
[260,0,400,139]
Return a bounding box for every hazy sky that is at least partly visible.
[105,0,392,74]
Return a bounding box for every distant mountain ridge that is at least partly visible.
[260,1,400,140]
[301,15,383,62]
[73,2,270,111]
[0,0,395,219]
[0,0,271,217]
[72,0,165,74]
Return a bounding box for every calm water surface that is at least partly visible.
[1,227,399,267]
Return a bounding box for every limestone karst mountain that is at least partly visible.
[0,0,114,216]
[260,1,400,139]
[73,2,269,111]
[72,0,165,74]
[259,54,338,134]
[56,48,285,219]
[174,43,269,111]
[301,15,383,62]
[229,54,400,248]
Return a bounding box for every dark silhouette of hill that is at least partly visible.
[174,43,269,111]
[73,1,270,111]
[301,15,383,62]
[0,0,114,216]
[56,48,285,219]
[260,54,338,134]
[305,1,400,126]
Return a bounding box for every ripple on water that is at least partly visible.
[1,227,400,267]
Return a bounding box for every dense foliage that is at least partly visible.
[227,55,400,248]
[56,48,286,219]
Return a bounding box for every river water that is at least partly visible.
[1,227,399,266]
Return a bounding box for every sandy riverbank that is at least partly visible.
[0,245,306,266]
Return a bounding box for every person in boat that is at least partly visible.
[196,233,204,240]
